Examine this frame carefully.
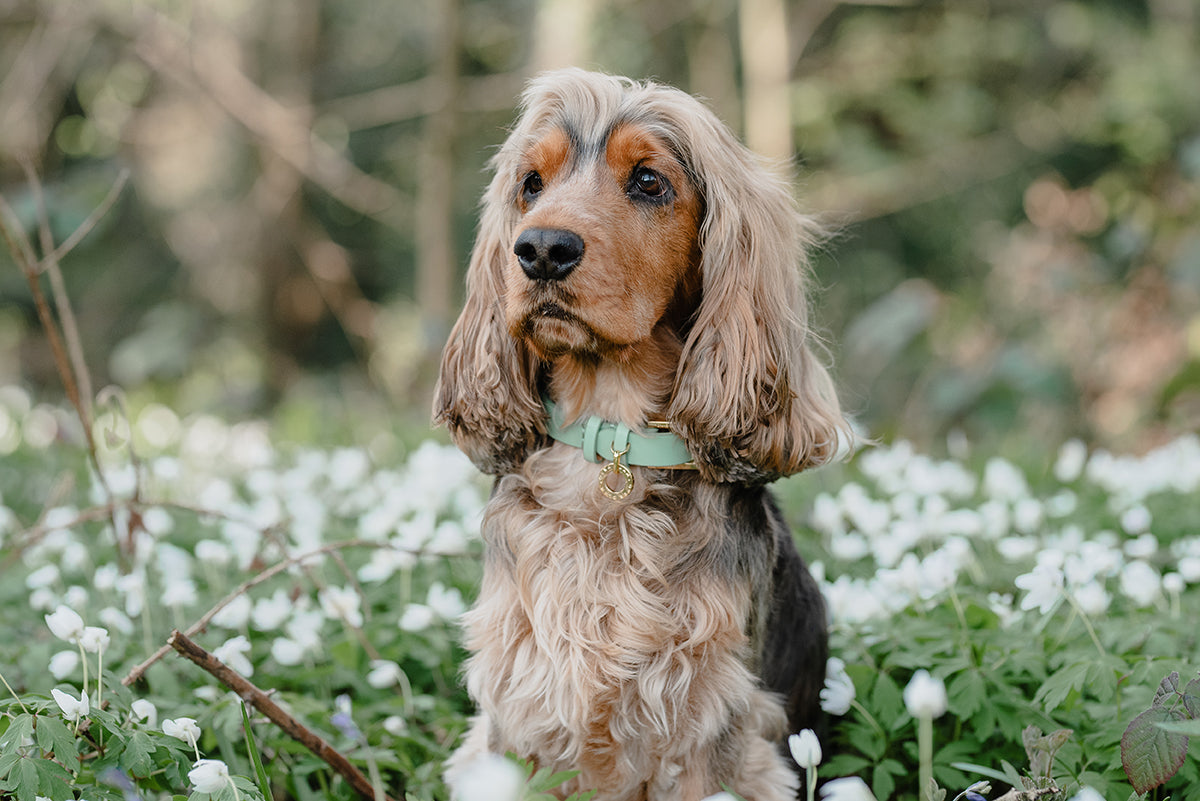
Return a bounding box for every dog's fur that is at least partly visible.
[434,69,848,801]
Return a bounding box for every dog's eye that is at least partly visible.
[630,167,667,199]
[521,172,544,203]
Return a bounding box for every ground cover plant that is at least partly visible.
[1,382,1198,801]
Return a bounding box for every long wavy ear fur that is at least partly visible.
[432,149,545,475]
[661,94,849,482]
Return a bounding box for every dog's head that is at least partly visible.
[434,69,848,482]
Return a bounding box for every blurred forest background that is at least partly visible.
[1,0,1198,455]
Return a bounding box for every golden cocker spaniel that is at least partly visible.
[435,68,848,801]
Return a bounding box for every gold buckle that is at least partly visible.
[598,443,634,500]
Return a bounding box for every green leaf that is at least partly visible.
[120,731,156,778]
[241,702,273,801]
[35,715,79,772]
[32,758,73,801]
[0,714,34,755]
[1153,671,1181,706]
[1121,705,1189,793]
[13,756,39,801]
[1156,719,1200,736]
[1035,661,1090,712]
[871,758,904,801]
[872,671,905,729]
[1183,677,1200,718]
[946,670,986,718]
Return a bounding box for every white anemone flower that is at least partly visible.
[78,626,110,654]
[188,758,232,794]
[131,699,158,728]
[45,605,86,643]
[49,650,80,680]
[51,687,90,722]
[820,777,878,801]
[213,635,254,676]
[366,660,404,689]
[788,729,822,769]
[318,586,364,628]
[820,657,856,715]
[1014,562,1064,614]
[162,717,202,749]
[399,603,436,633]
[448,753,524,801]
[902,670,948,719]
[427,582,466,621]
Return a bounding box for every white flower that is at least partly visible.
[25,564,61,590]
[983,457,1028,501]
[162,717,202,747]
[448,753,524,801]
[161,579,198,608]
[1120,561,1162,607]
[1163,572,1185,594]
[211,594,253,630]
[1014,562,1064,614]
[252,589,293,631]
[78,626,110,654]
[1069,788,1104,801]
[132,699,158,728]
[213,635,254,676]
[188,758,232,794]
[427,582,466,621]
[49,650,79,680]
[51,687,90,721]
[1069,581,1111,617]
[45,605,85,643]
[98,606,134,634]
[383,715,408,736]
[194,539,233,566]
[271,637,306,666]
[399,603,436,632]
[318,586,364,628]
[367,660,404,689]
[1119,504,1152,535]
[903,670,947,719]
[820,776,878,801]
[788,729,822,769]
[1054,439,1088,483]
[820,657,856,715]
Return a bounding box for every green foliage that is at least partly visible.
[1120,671,1200,794]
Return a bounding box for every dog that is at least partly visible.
[434,68,848,801]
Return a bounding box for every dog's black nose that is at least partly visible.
[514,228,584,281]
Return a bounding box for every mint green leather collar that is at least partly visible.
[542,397,696,470]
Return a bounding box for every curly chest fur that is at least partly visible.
[459,447,776,793]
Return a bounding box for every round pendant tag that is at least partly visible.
[598,461,634,500]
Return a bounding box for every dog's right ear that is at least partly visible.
[432,171,545,475]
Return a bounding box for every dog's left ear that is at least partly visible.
[433,163,546,475]
[667,108,849,483]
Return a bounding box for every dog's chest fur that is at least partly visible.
[460,445,776,797]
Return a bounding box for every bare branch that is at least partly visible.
[168,629,402,801]
[42,169,131,268]
[121,537,449,687]
[128,10,410,231]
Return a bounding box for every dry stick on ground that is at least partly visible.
[120,538,445,687]
[168,629,402,801]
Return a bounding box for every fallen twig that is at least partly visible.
[168,629,401,801]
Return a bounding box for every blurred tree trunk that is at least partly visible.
[738,0,791,161]
[687,0,741,130]
[252,0,322,401]
[533,0,596,71]
[416,0,461,356]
